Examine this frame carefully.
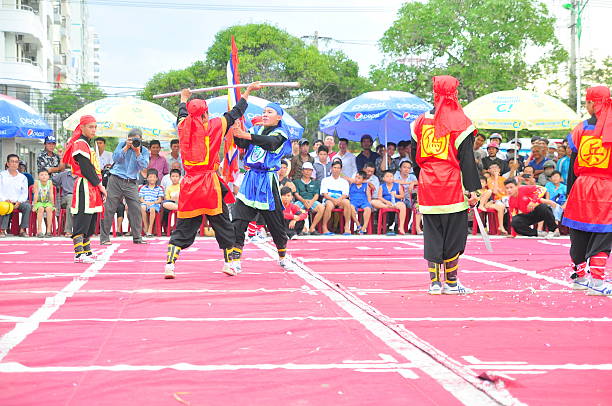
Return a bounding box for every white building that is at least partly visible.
[0,0,98,167]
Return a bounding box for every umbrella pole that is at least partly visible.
[384,118,388,168]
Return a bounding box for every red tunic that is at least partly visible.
[508,185,546,214]
[562,120,612,232]
[411,113,475,214]
[70,138,103,214]
[178,117,228,218]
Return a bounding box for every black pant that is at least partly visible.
[232,181,287,250]
[569,228,612,264]
[285,219,305,239]
[511,204,557,237]
[168,186,234,250]
[72,180,98,238]
[423,210,468,264]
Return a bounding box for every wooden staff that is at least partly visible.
[152,82,300,99]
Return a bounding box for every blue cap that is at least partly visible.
[265,102,284,116]
[44,135,56,144]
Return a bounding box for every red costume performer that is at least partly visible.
[562,86,612,295]
[411,75,481,295]
[164,84,259,279]
[62,115,104,263]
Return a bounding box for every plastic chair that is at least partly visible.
[472,208,499,236]
[349,208,373,234]
[377,207,400,234]
[166,210,178,236]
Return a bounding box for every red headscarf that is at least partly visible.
[432,75,473,138]
[178,99,209,158]
[62,115,96,167]
[586,86,612,145]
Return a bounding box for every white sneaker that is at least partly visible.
[545,230,560,239]
[572,276,591,290]
[587,280,612,296]
[222,262,237,276]
[74,254,95,264]
[279,257,290,269]
[231,260,243,275]
[248,234,263,244]
[164,263,175,279]
[442,281,474,295]
[428,282,442,295]
[537,230,548,237]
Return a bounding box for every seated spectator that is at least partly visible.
[362,162,380,199]
[53,165,77,237]
[545,170,567,222]
[355,134,380,171]
[375,142,399,179]
[320,160,351,235]
[482,164,508,235]
[518,166,537,185]
[556,144,570,183]
[396,140,412,165]
[537,160,556,186]
[161,161,182,190]
[290,139,314,180]
[348,170,372,235]
[280,186,307,239]
[336,137,357,178]
[473,133,487,164]
[0,154,31,237]
[376,144,386,157]
[162,169,181,212]
[139,168,164,237]
[313,146,332,181]
[504,179,559,238]
[18,161,34,187]
[293,162,324,235]
[377,170,407,235]
[525,143,550,176]
[278,160,296,192]
[32,169,56,238]
[482,141,508,173]
[394,160,418,204]
[310,139,323,159]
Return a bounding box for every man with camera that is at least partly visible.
[100,128,150,245]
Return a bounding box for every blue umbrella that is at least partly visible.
[205,95,303,140]
[319,90,432,144]
[0,94,53,139]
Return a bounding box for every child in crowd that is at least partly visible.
[545,170,567,222]
[139,168,164,237]
[348,171,372,234]
[378,170,407,235]
[280,186,307,239]
[484,162,508,235]
[162,169,181,212]
[33,169,55,238]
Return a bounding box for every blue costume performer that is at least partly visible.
[231,102,293,270]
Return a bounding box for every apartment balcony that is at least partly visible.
[0,57,44,85]
[0,6,44,44]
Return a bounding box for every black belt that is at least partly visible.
[111,174,137,184]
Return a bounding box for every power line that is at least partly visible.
[0,77,143,90]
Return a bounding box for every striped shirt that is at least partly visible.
[139,184,164,203]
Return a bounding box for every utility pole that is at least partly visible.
[300,31,332,51]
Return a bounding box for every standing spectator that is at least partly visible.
[95,137,114,170]
[482,142,508,173]
[310,139,323,159]
[99,128,150,245]
[504,179,559,237]
[504,140,525,171]
[0,154,31,237]
[18,161,34,187]
[518,166,537,185]
[375,142,399,179]
[377,170,407,234]
[32,169,55,238]
[556,143,570,183]
[545,170,567,222]
[280,186,307,238]
[396,140,412,164]
[473,133,487,164]
[313,145,332,181]
[320,160,351,235]
[526,143,550,176]
[278,159,295,192]
[166,139,182,171]
[161,161,182,190]
[139,168,164,237]
[324,135,337,159]
[537,160,556,186]
[348,170,372,234]
[53,165,77,237]
[547,143,558,161]
[489,133,506,159]
[376,144,386,156]
[289,139,314,180]
[147,140,169,183]
[355,134,380,171]
[293,162,324,235]
[37,135,63,178]
[336,137,357,177]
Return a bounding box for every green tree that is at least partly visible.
[372,0,567,103]
[47,83,107,119]
[141,23,371,137]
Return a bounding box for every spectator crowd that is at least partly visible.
[0,128,571,240]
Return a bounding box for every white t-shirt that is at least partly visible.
[336,151,357,178]
[320,175,349,200]
[98,150,114,168]
[0,170,28,202]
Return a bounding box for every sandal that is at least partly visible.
[36,233,44,238]
[100,240,112,245]
[18,231,28,238]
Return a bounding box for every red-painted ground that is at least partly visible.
[0,235,610,406]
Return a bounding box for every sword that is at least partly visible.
[472,206,493,252]
[152,82,301,99]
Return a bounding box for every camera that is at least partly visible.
[131,138,141,148]
[523,174,531,179]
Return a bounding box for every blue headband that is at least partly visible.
[265,102,284,116]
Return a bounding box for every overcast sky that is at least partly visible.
[89,0,611,94]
